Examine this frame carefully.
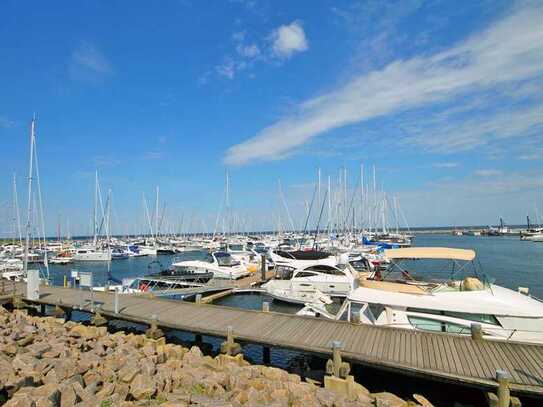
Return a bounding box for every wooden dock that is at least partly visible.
[11,283,543,398]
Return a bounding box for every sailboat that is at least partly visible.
[20,116,49,282]
[73,172,111,261]
[520,216,543,241]
[0,175,24,280]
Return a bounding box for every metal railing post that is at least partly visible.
[114,288,119,314]
[260,254,267,281]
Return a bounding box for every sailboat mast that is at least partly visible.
[57,212,61,242]
[360,164,364,234]
[93,171,98,245]
[12,174,23,246]
[24,117,36,274]
[327,175,331,233]
[317,167,321,215]
[155,186,159,240]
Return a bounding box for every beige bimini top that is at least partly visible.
[384,247,476,261]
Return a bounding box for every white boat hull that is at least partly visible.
[73,251,111,261]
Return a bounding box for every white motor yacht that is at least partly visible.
[263,263,361,302]
[269,249,343,276]
[73,247,111,262]
[137,245,157,256]
[0,258,24,272]
[171,251,250,280]
[298,247,543,344]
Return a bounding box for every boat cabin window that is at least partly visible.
[229,244,244,251]
[294,271,318,278]
[350,303,374,323]
[275,265,295,279]
[369,304,385,321]
[349,259,370,272]
[406,308,499,326]
[304,265,344,275]
[339,302,379,324]
[408,316,470,334]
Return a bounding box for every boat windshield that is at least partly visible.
[229,244,245,251]
[214,252,240,267]
[304,265,345,276]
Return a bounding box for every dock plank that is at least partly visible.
[14,283,543,397]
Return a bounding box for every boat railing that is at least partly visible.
[375,322,543,341]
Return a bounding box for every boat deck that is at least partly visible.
[9,282,543,397]
[136,270,274,297]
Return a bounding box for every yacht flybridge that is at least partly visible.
[269,249,343,276]
[171,251,250,280]
[262,263,362,304]
[298,247,543,344]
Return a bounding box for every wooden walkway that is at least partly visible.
[15,283,543,397]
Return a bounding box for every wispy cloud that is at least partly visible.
[69,42,113,82]
[143,151,163,161]
[270,21,308,59]
[406,102,543,152]
[433,162,459,168]
[215,32,257,79]
[398,171,543,226]
[0,116,15,129]
[474,169,502,177]
[224,4,543,165]
[93,155,120,167]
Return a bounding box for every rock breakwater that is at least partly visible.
[0,305,432,406]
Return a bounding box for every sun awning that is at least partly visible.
[384,247,476,261]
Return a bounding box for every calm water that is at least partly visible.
[41,234,543,406]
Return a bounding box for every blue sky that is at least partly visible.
[1,0,543,235]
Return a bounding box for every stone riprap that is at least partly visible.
[0,306,432,406]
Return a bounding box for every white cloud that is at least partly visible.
[215,58,247,79]
[71,43,112,74]
[519,150,543,160]
[433,162,459,168]
[236,43,260,58]
[211,21,307,81]
[93,155,120,167]
[216,59,236,79]
[270,21,308,59]
[474,169,503,177]
[0,116,15,128]
[143,151,163,161]
[224,4,543,165]
[69,43,113,83]
[215,32,259,80]
[406,103,543,152]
